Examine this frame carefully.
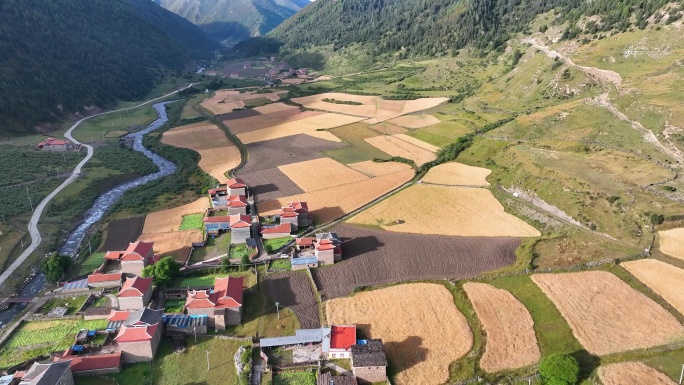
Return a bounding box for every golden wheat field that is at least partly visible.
[349,184,541,237]
[347,160,413,177]
[392,134,440,152]
[532,271,684,355]
[236,113,363,144]
[622,259,684,315]
[138,230,203,256]
[257,168,414,224]
[422,162,492,186]
[463,283,540,372]
[162,122,240,182]
[365,135,437,165]
[278,158,369,192]
[598,362,676,385]
[201,90,281,115]
[659,228,684,260]
[142,198,209,234]
[252,102,299,114]
[387,114,441,128]
[327,283,473,385]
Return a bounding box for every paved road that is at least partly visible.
[0,85,194,289]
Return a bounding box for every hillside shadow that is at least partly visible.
[384,336,428,375]
[572,349,601,383]
[200,21,250,43]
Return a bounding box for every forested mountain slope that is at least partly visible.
[0,0,218,135]
[153,0,310,44]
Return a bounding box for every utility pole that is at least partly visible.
[679,364,684,384]
[275,302,280,320]
[205,350,210,371]
[56,166,59,180]
[25,186,33,212]
[88,241,92,255]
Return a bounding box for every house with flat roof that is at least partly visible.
[18,360,73,385]
[351,339,387,384]
[162,314,208,335]
[260,328,332,351]
[184,276,243,330]
[117,276,153,311]
[328,325,356,359]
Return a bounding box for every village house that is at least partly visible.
[317,373,358,385]
[261,223,291,240]
[203,214,251,243]
[260,327,331,353]
[54,351,121,376]
[230,72,239,79]
[108,308,163,363]
[328,325,356,359]
[103,241,156,276]
[226,178,247,196]
[278,201,313,232]
[162,314,208,335]
[291,233,343,269]
[351,339,388,384]
[184,276,243,330]
[17,361,74,385]
[86,273,122,289]
[209,187,248,214]
[117,276,153,311]
[37,137,71,152]
[243,63,252,69]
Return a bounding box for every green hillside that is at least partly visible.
[0,0,218,135]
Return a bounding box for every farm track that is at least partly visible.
[0,85,194,290]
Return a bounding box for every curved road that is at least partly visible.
[0,85,193,289]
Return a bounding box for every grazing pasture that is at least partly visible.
[327,283,472,385]
[256,168,414,224]
[312,224,520,299]
[365,135,437,165]
[659,228,684,261]
[101,216,145,250]
[278,158,369,192]
[236,113,363,144]
[463,282,540,372]
[142,198,209,234]
[349,185,541,237]
[348,160,413,177]
[598,362,676,385]
[387,114,441,128]
[622,259,684,315]
[532,271,684,355]
[421,162,491,186]
[263,271,320,329]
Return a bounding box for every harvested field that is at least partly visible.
[463,282,540,372]
[365,135,436,165]
[239,168,304,202]
[659,228,684,260]
[137,230,203,263]
[279,158,369,192]
[101,217,144,251]
[348,160,413,177]
[312,223,520,299]
[387,114,441,129]
[162,122,240,182]
[292,93,448,122]
[369,122,408,135]
[201,90,281,115]
[257,169,414,224]
[142,198,209,234]
[239,135,346,173]
[349,185,541,237]
[216,109,260,122]
[237,113,363,144]
[263,271,320,329]
[622,259,684,315]
[532,271,684,355]
[327,283,472,385]
[223,110,321,135]
[325,122,394,164]
[598,362,676,385]
[253,102,299,114]
[422,162,492,186]
[392,134,440,153]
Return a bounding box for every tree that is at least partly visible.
[240,253,251,271]
[539,353,579,385]
[142,256,180,286]
[42,254,72,282]
[650,213,665,226]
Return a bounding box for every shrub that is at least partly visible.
[143,256,180,286]
[650,213,665,225]
[539,353,579,385]
[42,254,73,282]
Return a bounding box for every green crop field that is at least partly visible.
[180,213,204,230]
[174,270,256,289]
[262,237,292,254]
[325,122,393,164]
[273,370,317,385]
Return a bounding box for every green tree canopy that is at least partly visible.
[42,254,73,282]
[142,256,180,286]
[539,353,580,385]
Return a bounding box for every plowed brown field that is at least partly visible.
[237,113,363,144]
[598,362,676,385]
[463,282,540,372]
[622,259,684,315]
[256,168,413,224]
[349,185,541,237]
[278,158,369,192]
[387,114,441,128]
[239,168,304,202]
[532,271,684,355]
[102,217,145,251]
[422,162,492,186]
[327,283,472,385]
[262,271,320,329]
[239,135,346,173]
[311,224,520,299]
[142,198,209,234]
[659,228,684,260]
[201,90,281,115]
[365,135,436,165]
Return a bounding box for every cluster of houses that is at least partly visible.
[260,325,387,385]
[290,232,343,270]
[204,178,253,244]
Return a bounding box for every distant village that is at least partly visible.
[197,57,312,85]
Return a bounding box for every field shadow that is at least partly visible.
[572,349,601,383]
[217,109,260,122]
[384,336,428,374]
[340,235,384,260]
[249,183,280,196]
[311,206,346,225]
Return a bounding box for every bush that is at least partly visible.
[650,213,665,225]
[143,256,180,286]
[42,254,73,282]
[539,353,579,385]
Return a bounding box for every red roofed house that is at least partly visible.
[184,276,244,330]
[226,178,247,196]
[104,241,155,276]
[54,351,121,376]
[230,214,252,244]
[114,324,161,363]
[225,195,248,215]
[117,276,153,311]
[328,325,357,359]
[261,223,291,240]
[87,273,122,289]
[37,137,70,151]
[279,201,313,231]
